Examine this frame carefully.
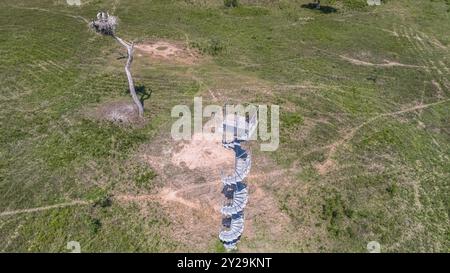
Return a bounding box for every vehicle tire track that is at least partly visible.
[397,25,449,98]
[0,200,90,217]
[316,99,450,174]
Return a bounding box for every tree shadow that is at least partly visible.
[135,85,152,106]
[116,53,127,60]
[301,3,338,14]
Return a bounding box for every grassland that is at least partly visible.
[0,0,449,252]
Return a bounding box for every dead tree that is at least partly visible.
[90,12,144,117]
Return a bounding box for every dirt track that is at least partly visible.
[0,200,90,217]
[316,99,450,174]
[340,55,424,68]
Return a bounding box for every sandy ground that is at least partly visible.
[127,132,293,251]
[135,41,200,65]
[171,133,235,170]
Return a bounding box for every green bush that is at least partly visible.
[88,217,102,234]
[386,183,398,197]
[190,37,226,56]
[224,0,239,8]
[321,194,353,237]
[94,193,113,208]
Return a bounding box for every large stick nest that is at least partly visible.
[90,12,117,36]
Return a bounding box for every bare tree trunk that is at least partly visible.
[113,35,144,117]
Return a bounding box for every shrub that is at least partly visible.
[88,217,102,234]
[190,37,226,56]
[224,0,239,8]
[93,193,112,208]
[207,37,225,55]
[321,194,352,237]
[386,183,398,197]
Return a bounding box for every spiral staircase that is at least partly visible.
[218,113,257,251]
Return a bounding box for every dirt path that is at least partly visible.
[339,55,424,68]
[0,165,292,217]
[316,99,450,174]
[116,181,217,210]
[10,6,89,23]
[158,188,202,209]
[0,200,90,217]
[116,168,290,210]
[395,25,449,98]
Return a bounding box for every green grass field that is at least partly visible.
[0,0,449,252]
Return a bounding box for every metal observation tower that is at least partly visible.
[219,112,258,251]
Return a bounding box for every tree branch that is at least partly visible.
[113,35,144,117]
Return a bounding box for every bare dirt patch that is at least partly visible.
[119,130,295,251]
[171,133,235,170]
[135,40,201,65]
[117,133,234,250]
